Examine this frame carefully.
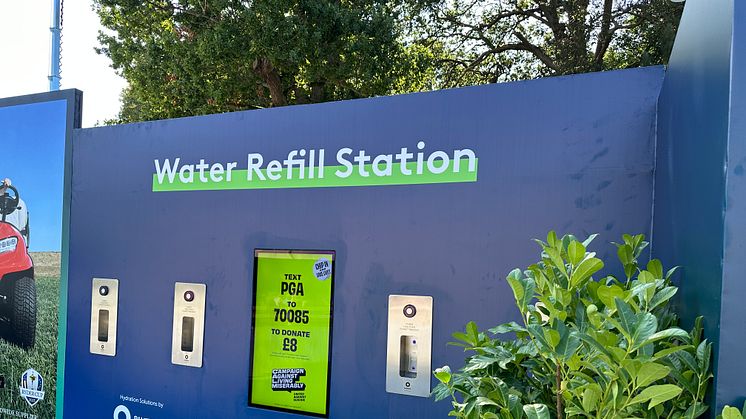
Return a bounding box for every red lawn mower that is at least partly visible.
[0,184,36,349]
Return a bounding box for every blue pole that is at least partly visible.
[49,0,62,91]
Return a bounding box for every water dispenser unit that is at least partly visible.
[386,295,433,397]
[171,282,206,368]
[89,278,119,356]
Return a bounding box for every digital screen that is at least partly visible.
[248,250,335,417]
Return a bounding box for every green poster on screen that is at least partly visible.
[249,250,335,417]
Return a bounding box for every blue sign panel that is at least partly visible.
[62,67,663,418]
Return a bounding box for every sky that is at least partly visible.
[0,1,126,127]
[0,99,66,251]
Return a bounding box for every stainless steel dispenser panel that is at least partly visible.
[171,282,206,367]
[386,295,433,397]
[89,278,119,356]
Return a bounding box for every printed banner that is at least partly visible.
[0,92,77,419]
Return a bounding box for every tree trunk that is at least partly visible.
[593,0,614,70]
[563,0,592,73]
[252,57,287,107]
[310,82,325,103]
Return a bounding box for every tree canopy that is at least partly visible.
[96,0,436,122]
[95,0,682,123]
[414,0,683,86]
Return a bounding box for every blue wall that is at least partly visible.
[652,0,746,410]
[716,0,746,410]
[62,67,663,418]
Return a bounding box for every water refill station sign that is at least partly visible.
[60,66,668,418]
[152,143,478,191]
[51,1,746,416]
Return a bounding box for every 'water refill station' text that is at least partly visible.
[152,142,479,191]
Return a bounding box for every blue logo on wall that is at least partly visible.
[19,368,44,407]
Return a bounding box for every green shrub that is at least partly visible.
[433,232,712,419]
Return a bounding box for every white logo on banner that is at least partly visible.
[18,368,44,407]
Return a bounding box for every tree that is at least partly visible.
[95,0,435,122]
[413,0,684,87]
[96,0,684,122]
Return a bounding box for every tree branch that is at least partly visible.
[513,30,559,72]
[536,0,564,41]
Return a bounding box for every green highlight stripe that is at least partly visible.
[153,159,478,192]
